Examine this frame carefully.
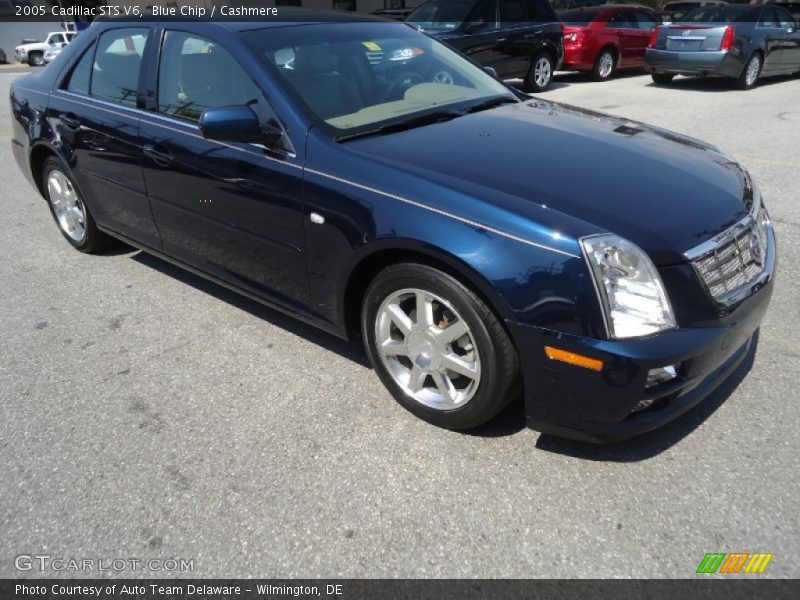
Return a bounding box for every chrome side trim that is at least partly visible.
[304,166,581,259]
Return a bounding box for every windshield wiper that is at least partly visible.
[462,96,519,114]
[336,109,463,142]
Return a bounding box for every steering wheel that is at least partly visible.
[379,72,424,103]
[431,70,455,85]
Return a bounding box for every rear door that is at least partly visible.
[494,0,539,77]
[774,6,800,67]
[759,7,787,71]
[48,26,160,247]
[606,11,641,67]
[139,28,310,312]
[449,0,507,73]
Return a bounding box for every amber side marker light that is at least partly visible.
[544,346,604,371]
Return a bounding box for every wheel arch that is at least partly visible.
[342,241,516,343]
[29,142,60,199]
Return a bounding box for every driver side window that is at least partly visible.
[468,0,499,28]
[158,31,262,123]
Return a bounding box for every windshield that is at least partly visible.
[242,23,517,139]
[407,0,474,30]
[676,7,754,23]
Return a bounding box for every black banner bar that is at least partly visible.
[2,579,798,600]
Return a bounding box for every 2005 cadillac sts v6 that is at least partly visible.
[10,13,776,442]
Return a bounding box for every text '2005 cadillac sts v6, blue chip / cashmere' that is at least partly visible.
[10,13,776,443]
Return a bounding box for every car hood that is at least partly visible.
[344,99,751,265]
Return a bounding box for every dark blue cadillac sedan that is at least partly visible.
[10,13,776,443]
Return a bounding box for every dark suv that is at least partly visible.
[407,0,564,91]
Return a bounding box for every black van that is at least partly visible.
[407,0,564,91]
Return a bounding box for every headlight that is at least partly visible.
[581,234,676,339]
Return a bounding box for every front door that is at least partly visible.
[139,29,310,313]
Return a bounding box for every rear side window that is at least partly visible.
[66,42,95,95]
[157,31,261,123]
[90,28,149,107]
[500,0,526,22]
[526,0,556,22]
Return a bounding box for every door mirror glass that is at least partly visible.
[199,106,266,144]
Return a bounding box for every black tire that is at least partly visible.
[41,157,114,253]
[651,72,675,85]
[28,51,44,67]
[361,263,520,430]
[523,52,554,93]
[737,53,762,90]
[591,48,617,82]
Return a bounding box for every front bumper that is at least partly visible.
[15,49,28,62]
[508,229,775,443]
[644,48,745,78]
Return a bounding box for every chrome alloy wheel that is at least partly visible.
[745,55,761,87]
[47,169,86,243]
[598,52,614,79]
[533,57,552,88]
[375,288,481,410]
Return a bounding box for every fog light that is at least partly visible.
[645,364,678,389]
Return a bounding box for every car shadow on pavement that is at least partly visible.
[646,74,797,92]
[534,331,760,461]
[130,250,371,368]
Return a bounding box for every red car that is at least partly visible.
[559,5,661,80]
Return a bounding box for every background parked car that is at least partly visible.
[646,3,800,89]
[14,31,75,66]
[560,5,660,80]
[0,47,6,64]
[407,0,564,91]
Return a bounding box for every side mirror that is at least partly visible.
[483,66,499,79]
[464,20,486,34]
[199,106,271,145]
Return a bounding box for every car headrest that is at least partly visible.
[292,46,338,76]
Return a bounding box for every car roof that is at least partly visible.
[98,8,388,31]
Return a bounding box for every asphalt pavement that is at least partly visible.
[1,69,798,578]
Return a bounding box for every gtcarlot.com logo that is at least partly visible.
[696,552,773,574]
[15,554,194,573]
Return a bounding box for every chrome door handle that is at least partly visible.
[143,144,174,166]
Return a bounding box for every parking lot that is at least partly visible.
[1,67,798,578]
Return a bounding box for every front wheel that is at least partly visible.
[28,52,44,67]
[524,52,554,93]
[361,263,520,430]
[651,72,674,85]
[737,53,762,90]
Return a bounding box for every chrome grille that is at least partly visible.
[689,205,769,303]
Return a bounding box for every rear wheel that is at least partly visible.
[737,53,762,90]
[651,72,675,85]
[361,263,519,430]
[41,157,114,253]
[524,52,554,93]
[592,49,617,81]
[28,51,44,67]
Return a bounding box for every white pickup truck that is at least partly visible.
[15,31,77,66]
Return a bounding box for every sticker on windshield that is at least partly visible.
[362,41,382,52]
